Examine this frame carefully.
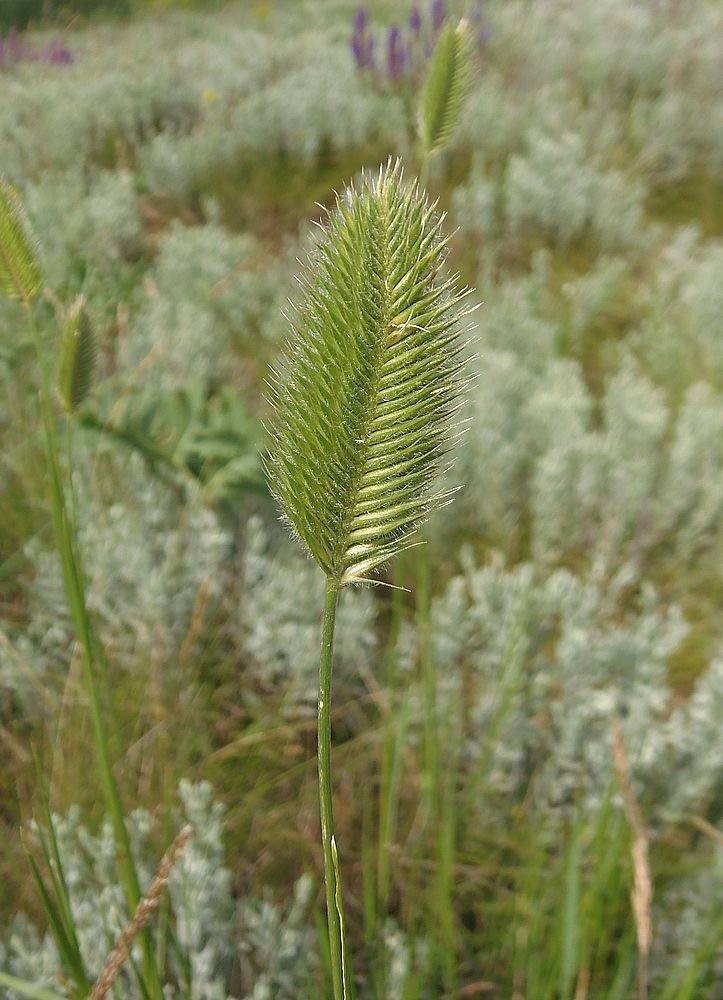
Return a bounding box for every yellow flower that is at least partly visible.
[201,88,220,104]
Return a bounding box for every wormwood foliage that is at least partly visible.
[266,160,470,587]
[0,178,41,303]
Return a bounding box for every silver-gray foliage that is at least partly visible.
[396,552,721,830]
[0,782,318,1000]
[0,448,229,711]
[237,518,376,717]
[120,222,287,389]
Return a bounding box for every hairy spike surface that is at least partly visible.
[419,19,474,157]
[58,296,96,413]
[0,178,42,302]
[265,160,471,587]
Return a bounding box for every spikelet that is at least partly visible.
[0,178,42,302]
[265,160,471,587]
[57,296,96,413]
[419,19,474,157]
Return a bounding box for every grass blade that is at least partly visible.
[0,973,67,1000]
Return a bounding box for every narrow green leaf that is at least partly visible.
[0,972,66,1000]
[24,849,89,995]
[659,905,723,1000]
[0,178,42,302]
[37,818,88,986]
[419,20,474,157]
[57,296,96,413]
[265,159,472,587]
[560,828,582,997]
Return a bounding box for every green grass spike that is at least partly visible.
[419,19,474,158]
[0,178,42,302]
[58,296,96,413]
[265,159,471,588]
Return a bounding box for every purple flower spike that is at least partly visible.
[351,24,374,70]
[44,43,74,65]
[431,0,447,31]
[409,6,422,33]
[354,8,369,33]
[0,28,73,68]
[387,23,406,80]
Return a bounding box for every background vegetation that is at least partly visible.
[0,0,721,997]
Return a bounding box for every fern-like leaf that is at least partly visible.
[266,160,471,587]
[419,19,474,157]
[0,177,42,302]
[57,296,96,412]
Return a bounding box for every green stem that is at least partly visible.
[377,581,406,915]
[318,577,351,1000]
[27,304,162,998]
[417,545,438,822]
[419,148,433,191]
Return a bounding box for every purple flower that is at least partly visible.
[0,28,73,68]
[351,27,374,70]
[351,7,375,69]
[431,0,447,31]
[351,33,363,66]
[354,8,369,33]
[409,6,422,33]
[469,1,491,46]
[44,43,74,65]
[387,24,407,80]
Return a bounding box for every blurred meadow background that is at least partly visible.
[0,0,722,997]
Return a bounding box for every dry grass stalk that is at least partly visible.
[180,575,213,666]
[689,814,723,848]
[612,722,652,1000]
[574,963,590,1000]
[87,823,193,1000]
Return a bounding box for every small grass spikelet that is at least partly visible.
[58,295,96,413]
[419,18,474,157]
[0,177,42,303]
[266,159,471,587]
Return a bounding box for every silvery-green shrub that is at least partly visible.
[0,447,229,711]
[0,782,318,1000]
[120,221,285,388]
[236,518,375,719]
[633,231,723,394]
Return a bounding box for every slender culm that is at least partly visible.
[0,179,163,999]
[265,159,471,998]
